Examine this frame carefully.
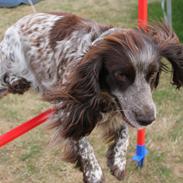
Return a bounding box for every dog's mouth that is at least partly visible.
[123,115,136,128]
[120,109,136,128]
[112,96,137,128]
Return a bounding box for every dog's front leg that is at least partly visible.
[106,124,129,180]
[78,137,104,183]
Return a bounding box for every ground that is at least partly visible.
[0,0,183,183]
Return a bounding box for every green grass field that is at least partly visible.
[148,0,183,42]
[0,0,183,183]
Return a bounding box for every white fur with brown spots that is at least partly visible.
[1,13,183,183]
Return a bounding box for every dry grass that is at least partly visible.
[0,0,183,183]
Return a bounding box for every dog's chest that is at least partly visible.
[98,111,125,132]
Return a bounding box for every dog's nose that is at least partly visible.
[135,109,156,126]
[137,116,155,126]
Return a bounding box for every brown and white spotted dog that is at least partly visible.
[0,13,183,183]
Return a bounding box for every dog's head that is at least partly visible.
[47,24,183,140]
[98,30,159,128]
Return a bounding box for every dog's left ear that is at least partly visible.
[143,23,183,88]
[160,43,183,88]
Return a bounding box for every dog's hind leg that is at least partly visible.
[4,73,31,94]
[0,88,8,98]
[0,72,31,98]
[106,124,129,180]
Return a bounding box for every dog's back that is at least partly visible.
[0,13,110,94]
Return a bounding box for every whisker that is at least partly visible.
[113,109,131,113]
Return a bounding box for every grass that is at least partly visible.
[131,0,183,42]
[0,0,183,183]
[138,0,183,42]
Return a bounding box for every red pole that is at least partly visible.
[137,128,145,145]
[0,108,54,148]
[138,0,148,28]
[132,0,148,167]
[138,0,147,145]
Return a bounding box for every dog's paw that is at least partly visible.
[83,174,105,183]
[82,166,105,183]
[8,78,31,94]
[107,157,126,180]
[107,145,126,180]
[109,165,125,180]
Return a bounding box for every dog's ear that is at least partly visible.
[143,23,183,88]
[62,53,104,140]
[160,43,183,88]
[44,47,111,141]
[143,23,179,46]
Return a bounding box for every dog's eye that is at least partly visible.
[114,71,127,82]
[147,72,158,84]
[149,72,157,80]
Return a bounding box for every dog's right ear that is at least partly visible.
[143,23,183,88]
[44,46,110,141]
[60,52,104,140]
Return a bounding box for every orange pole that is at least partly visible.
[138,0,148,28]
[137,0,147,147]
[137,128,145,145]
[132,0,148,167]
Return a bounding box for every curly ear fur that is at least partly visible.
[143,23,183,88]
[44,48,114,140]
[61,55,103,139]
[144,23,179,46]
[160,43,183,88]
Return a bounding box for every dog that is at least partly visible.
[0,12,183,183]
